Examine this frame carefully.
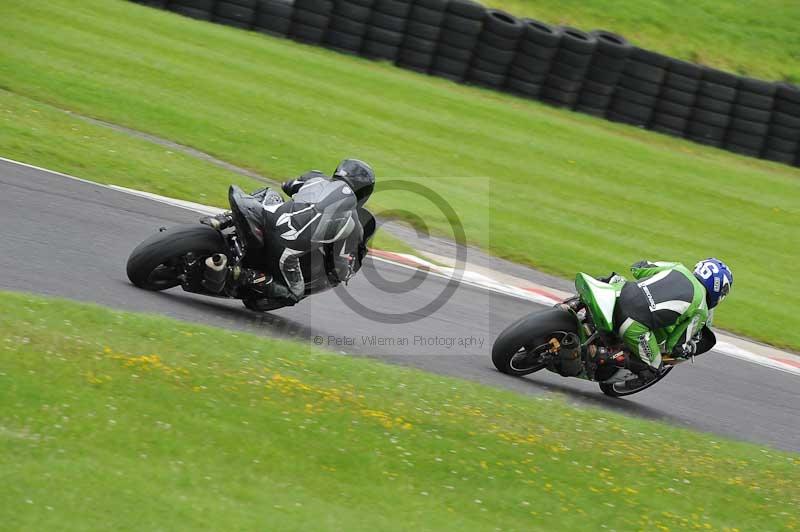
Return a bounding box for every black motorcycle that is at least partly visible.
[126,184,366,311]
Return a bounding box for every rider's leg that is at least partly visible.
[617,318,661,380]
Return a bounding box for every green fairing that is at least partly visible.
[574,273,624,333]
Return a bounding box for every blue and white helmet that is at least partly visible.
[693,258,733,309]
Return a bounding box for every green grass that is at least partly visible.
[488,0,800,82]
[1,0,799,350]
[1,291,798,531]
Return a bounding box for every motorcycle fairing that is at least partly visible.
[228,185,267,248]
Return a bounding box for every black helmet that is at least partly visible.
[332,159,375,207]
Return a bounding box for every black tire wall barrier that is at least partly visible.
[134,0,800,167]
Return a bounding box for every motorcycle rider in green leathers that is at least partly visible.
[596,258,733,382]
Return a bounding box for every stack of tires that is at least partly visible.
[506,20,561,99]
[254,0,293,36]
[133,0,167,7]
[687,68,738,147]
[395,0,447,73]
[325,0,374,53]
[763,84,800,165]
[361,0,412,61]
[429,0,485,82]
[649,59,702,138]
[167,0,214,20]
[607,48,669,127]
[466,10,523,89]
[723,78,776,157]
[213,0,258,28]
[540,27,596,108]
[575,30,631,117]
[290,0,334,44]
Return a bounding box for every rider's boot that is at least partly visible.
[200,212,234,231]
[226,266,297,307]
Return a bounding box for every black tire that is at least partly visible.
[332,0,371,20]
[215,1,255,24]
[629,47,670,68]
[599,366,673,397]
[492,308,578,376]
[214,16,251,28]
[127,225,226,291]
[521,18,561,48]
[668,58,703,79]
[373,0,411,18]
[259,0,292,17]
[506,77,542,97]
[652,111,689,132]
[618,74,661,96]
[659,87,696,106]
[694,94,734,114]
[762,148,797,164]
[406,20,441,40]
[663,72,701,93]
[435,42,472,61]
[168,5,212,19]
[624,60,666,84]
[324,29,363,50]
[407,5,445,27]
[292,8,330,28]
[702,67,739,87]
[510,54,552,76]
[401,34,437,53]
[469,68,507,87]
[725,130,765,151]
[255,17,291,36]
[692,108,731,128]
[328,14,367,34]
[776,83,800,104]
[396,48,435,71]
[442,14,482,35]
[365,25,404,45]
[656,99,692,119]
[446,0,485,20]
[699,81,737,102]
[171,0,214,9]
[293,22,327,43]
[439,28,480,49]
[483,9,524,39]
[768,120,800,141]
[362,40,398,60]
[558,26,596,54]
[368,12,406,32]
[614,86,658,107]
[590,30,631,58]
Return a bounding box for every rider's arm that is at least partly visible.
[665,306,709,357]
[630,260,682,280]
[282,170,327,197]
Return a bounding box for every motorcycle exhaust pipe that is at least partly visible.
[202,253,228,293]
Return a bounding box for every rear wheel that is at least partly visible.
[599,366,673,397]
[126,224,227,291]
[492,308,579,376]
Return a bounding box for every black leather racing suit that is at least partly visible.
[244,171,374,308]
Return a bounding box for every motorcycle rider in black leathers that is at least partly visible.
[200,159,376,310]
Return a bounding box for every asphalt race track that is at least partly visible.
[1,158,798,452]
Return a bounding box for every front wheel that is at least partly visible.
[599,366,673,397]
[492,308,579,376]
[127,224,227,291]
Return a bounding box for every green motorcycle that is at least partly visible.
[492,273,688,397]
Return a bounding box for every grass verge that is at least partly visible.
[1,291,799,530]
[0,1,799,349]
